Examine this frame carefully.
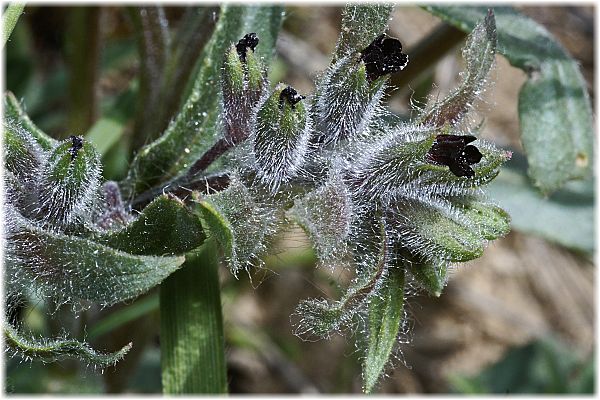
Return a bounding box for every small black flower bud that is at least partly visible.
[360,34,409,81]
[235,32,259,62]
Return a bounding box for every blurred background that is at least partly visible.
[4,4,594,394]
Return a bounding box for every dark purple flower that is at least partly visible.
[426,134,483,177]
[278,86,305,109]
[236,32,259,62]
[68,135,83,161]
[360,34,409,81]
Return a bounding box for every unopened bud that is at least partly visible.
[253,84,310,192]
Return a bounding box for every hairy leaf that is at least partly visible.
[37,137,102,228]
[334,4,394,61]
[4,91,57,150]
[196,177,277,275]
[254,84,311,191]
[363,267,405,394]
[425,6,593,193]
[96,194,206,256]
[6,208,185,307]
[287,178,353,268]
[4,323,132,367]
[420,10,496,128]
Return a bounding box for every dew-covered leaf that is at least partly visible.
[4,323,131,367]
[96,194,206,256]
[363,266,405,394]
[420,10,496,128]
[287,179,353,268]
[124,5,284,197]
[334,4,394,61]
[195,177,277,275]
[424,6,593,193]
[6,208,185,307]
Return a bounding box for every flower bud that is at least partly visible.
[221,33,267,145]
[253,84,310,192]
[313,56,387,145]
[37,136,102,227]
[4,119,45,182]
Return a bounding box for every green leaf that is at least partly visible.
[424,6,593,193]
[484,154,593,254]
[96,194,205,256]
[4,91,57,150]
[7,208,185,307]
[391,199,485,263]
[286,179,353,267]
[518,60,593,193]
[420,10,496,127]
[160,238,227,394]
[195,177,276,275]
[334,4,394,61]
[254,83,310,191]
[124,5,284,197]
[407,259,447,297]
[363,267,405,394]
[2,3,25,48]
[4,323,132,368]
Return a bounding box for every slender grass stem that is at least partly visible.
[160,238,227,394]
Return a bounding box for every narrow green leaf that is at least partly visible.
[334,4,394,61]
[391,199,485,263]
[420,10,496,127]
[364,267,405,394]
[4,91,57,150]
[2,3,25,48]
[160,239,227,394]
[424,6,593,193]
[124,5,284,197]
[4,323,132,368]
[96,194,205,256]
[7,208,185,307]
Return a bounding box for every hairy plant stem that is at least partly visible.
[130,173,230,210]
[2,3,25,48]
[160,238,227,394]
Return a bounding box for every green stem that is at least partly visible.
[2,3,25,48]
[160,238,227,394]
